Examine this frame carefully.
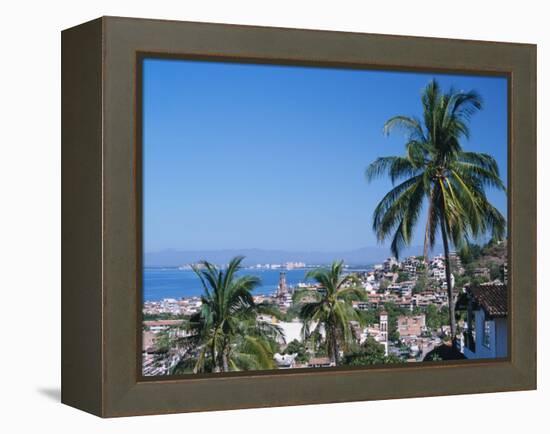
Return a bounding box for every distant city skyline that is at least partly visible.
[143,244,449,268]
[143,58,508,254]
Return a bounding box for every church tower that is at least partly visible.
[277,271,288,297]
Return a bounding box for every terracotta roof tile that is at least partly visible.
[308,357,332,365]
[467,284,508,318]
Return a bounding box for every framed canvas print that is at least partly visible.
[61,16,536,417]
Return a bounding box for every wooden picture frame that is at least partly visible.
[61,16,536,417]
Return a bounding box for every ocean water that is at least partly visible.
[143,268,312,301]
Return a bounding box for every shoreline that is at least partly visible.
[142,265,375,303]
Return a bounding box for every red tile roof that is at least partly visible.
[308,357,333,366]
[467,284,508,318]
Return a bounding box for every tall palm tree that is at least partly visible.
[294,261,364,365]
[365,79,506,342]
[184,256,283,373]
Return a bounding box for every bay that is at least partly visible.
[143,267,311,301]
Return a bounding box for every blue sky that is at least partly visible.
[143,58,507,254]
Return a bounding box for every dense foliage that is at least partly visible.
[342,337,403,366]
[366,79,506,341]
[179,256,284,373]
[294,261,365,366]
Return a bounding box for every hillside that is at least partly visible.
[472,240,507,268]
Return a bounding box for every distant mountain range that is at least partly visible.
[144,245,443,267]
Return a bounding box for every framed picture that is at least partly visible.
[61,16,536,417]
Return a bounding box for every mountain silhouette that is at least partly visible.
[144,245,442,267]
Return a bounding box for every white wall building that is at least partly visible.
[379,311,389,356]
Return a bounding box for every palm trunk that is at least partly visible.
[440,218,457,343]
[332,334,339,366]
[423,232,430,264]
[327,326,339,366]
[423,197,434,263]
[211,347,220,373]
[211,333,220,373]
[221,347,230,372]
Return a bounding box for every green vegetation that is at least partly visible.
[357,308,377,326]
[152,331,172,353]
[179,256,284,373]
[459,242,483,264]
[283,339,310,364]
[455,239,507,289]
[366,79,506,343]
[489,263,502,281]
[280,304,301,322]
[459,238,506,266]
[412,272,429,294]
[396,271,410,282]
[424,305,450,332]
[294,260,364,366]
[378,278,390,292]
[342,337,403,366]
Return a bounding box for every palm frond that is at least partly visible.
[383,115,427,143]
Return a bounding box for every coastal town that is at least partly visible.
[141,78,508,377]
[142,240,508,376]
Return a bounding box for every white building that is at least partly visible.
[273,353,297,369]
[383,257,399,272]
[362,281,376,294]
[143,319,184,333]
[379,311,389,356]
[402,256,420,276]
[432,267,446,281]
[366,273,376,283]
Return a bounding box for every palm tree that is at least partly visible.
[183,256,283,373]
[294,261,364,365]
[366,79,506,343]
